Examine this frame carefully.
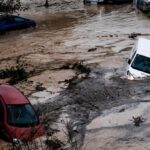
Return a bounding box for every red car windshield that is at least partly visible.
[7,104,39,127]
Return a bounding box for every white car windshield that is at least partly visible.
[131,54,150,74]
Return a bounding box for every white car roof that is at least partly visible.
[136,37,150,58]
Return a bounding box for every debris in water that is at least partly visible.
[35,83,46,91]
[128,33,141,39]
[0,65,28,85]
[60,61,91,75]
[119,108,125,112]
[131,116,146,127]
[88,48,97,52]
[58,61,91,89]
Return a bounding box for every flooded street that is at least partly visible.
[1,3,150,94]
[1,1,150,149]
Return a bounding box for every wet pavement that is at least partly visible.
[1,1,150,149]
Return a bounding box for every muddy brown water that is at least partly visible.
[1,2,150,149]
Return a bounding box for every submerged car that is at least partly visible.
[135,0,150,12]
[127,37,150,79]
[0,84,44,142]
[0,15,36,33]
[84,0,132,4]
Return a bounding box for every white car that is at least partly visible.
[127,37,150,79]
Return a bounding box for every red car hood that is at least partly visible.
[5,124,45,142]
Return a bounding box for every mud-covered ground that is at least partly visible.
[1,0,150,149]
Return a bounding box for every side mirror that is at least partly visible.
[128,59,131,64]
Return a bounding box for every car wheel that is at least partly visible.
[0,127,8,140]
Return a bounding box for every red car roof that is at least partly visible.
[0,84,29,105]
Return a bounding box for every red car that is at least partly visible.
[0,84,44,142]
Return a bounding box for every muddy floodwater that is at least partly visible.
[1,3,150,94]
[1,1,150,149]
